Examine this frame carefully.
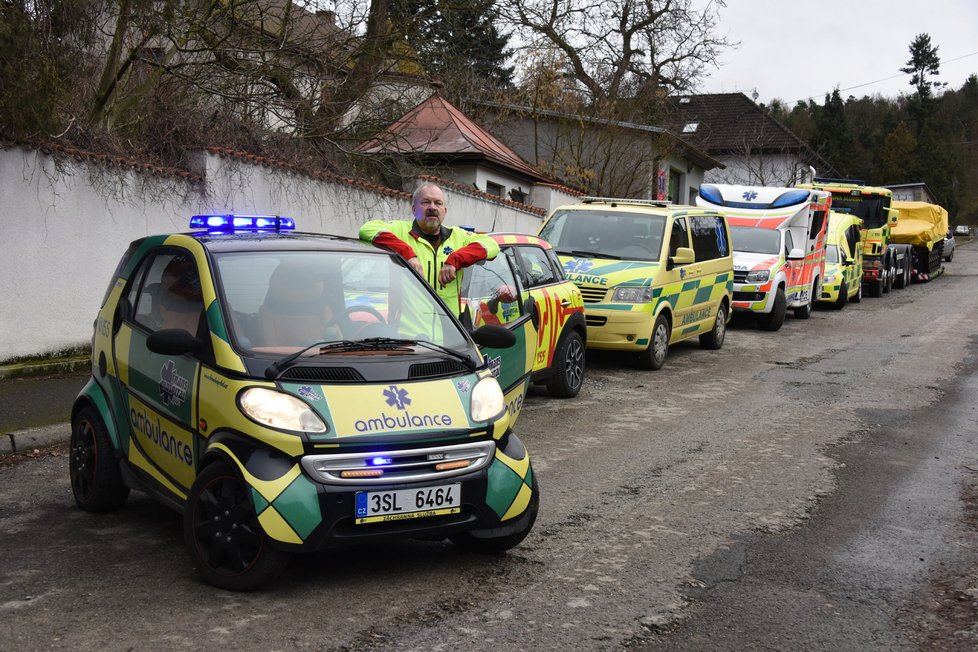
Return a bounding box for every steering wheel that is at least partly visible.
[345,304,386,324]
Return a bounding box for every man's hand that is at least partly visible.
[407,256,424,275]
[438,263,458,287]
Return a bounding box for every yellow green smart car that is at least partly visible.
[69,215,539,590]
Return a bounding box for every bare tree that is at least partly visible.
[500,0,731,107]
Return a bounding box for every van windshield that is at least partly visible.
[729,226,781,255]
[541,210,666,262]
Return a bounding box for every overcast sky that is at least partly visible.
[697,0,978,105]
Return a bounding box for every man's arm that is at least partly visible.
[360,219,424,274]
[445,232,500,269]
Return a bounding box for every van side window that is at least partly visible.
[784,230,795,255]
[810,210,826,239]
[669,218,689,257]
[688,215,728,261]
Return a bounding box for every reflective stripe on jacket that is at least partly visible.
[359,219,500,315]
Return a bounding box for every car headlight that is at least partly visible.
[238,387,327,433]
[745,270,770,283]
[612,287,653,302]
[470,377,505,421]
[823,274,836,284]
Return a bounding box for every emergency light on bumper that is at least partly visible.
[300,440,497,485]
[238,387,327,433]
[612,287,653,303]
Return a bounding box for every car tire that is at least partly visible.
[70,405,130,512]
[546,331,586,398]
[793,282,815,319]
[945,251,954,262]
[756,288,786,332]
[451,477,539,554]
[852,281,862,303]
[637,313,670,370]
[185,459,290,591]
[834,280,848,310]
[699,303,727,350]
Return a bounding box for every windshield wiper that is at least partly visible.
[360,337,478,371]
[264,340,358,379]
[556,248,621,260]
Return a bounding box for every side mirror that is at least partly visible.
[668,247,695,269]
[470,324,516,349]
[524,296,539,330]
[147,328,201,356]
[787,247,805,260]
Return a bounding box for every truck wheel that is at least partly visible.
[699,303,727,349]
[834,280,848,310]
[945,250,954,262]
[793,283,815,319]
[756,288,786,331]
[637,313,670,370]
[451,477,538,554]
[882,265,893,294]
[70,405,130,512]
[546,331,585,398]
[872,278,884,297]
[185,460,290,591]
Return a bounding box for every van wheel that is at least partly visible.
[756,288,786,331]
[834,280,848,310]
[546,331,585,398]
[185,460,290,591]
[699,303,727,350]
[638,314,670,370]
[793,283,814,319]
[70,405,130,512]
[451,477,538,554]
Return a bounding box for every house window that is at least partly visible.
[486,181,504,197]
[508,187,527,203]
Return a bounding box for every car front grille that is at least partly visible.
[300,441,496,485]
[733,270,749,283]
[578,286,608,303]
[409,360,470,379]
[280,366,365,382]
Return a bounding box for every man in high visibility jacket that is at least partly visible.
[360,183,500,316]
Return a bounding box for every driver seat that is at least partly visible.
[257,263,333,347]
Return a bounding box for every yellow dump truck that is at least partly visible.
[890,201,949,282]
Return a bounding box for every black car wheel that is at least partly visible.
[185,460,290,591]
[547,331,585,398]
[834,280,848,310]
[699,303,727,349]
[756,287,786,331]
[70,405,129,512]
[638,313,670,370]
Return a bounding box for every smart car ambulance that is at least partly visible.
[697,184,829,331]
[538,198,733,370]
[818,211,864,308]
[69,215,539,591]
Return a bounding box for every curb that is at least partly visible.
[0,356,90,380]
[2,423,71,455]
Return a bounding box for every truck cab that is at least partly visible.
[697,184,829,331]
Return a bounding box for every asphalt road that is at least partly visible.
[2,245,977,650]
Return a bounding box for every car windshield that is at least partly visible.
[825,244,839,264]
[213,250,472,356]
[729,226,782,255]
[540,209,666,262]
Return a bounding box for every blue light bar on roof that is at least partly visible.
[190,214,295,232]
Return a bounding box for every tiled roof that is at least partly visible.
[357,94,556,183]
[668,93,829,168]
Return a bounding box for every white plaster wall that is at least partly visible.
[1,147,543,361]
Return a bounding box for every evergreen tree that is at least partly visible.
[814,90,854,176]
[394,0,514,90]
[900,33,943,100]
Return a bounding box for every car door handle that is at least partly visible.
[560,300,572,307]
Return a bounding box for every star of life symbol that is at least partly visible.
[159,360,188,407]
[383,385,411,410]
[565,259,594,274]
[455,379,471,393]
[443,245,454,255]
[298,385,321,402]
[742,190,758,201]
[679,267,687,280]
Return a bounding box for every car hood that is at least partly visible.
[733,251,782,273]
[558,255,660,288]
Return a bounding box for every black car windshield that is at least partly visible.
[541,209,666,262]
[729,225,782,255]
[213,250,472,356]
